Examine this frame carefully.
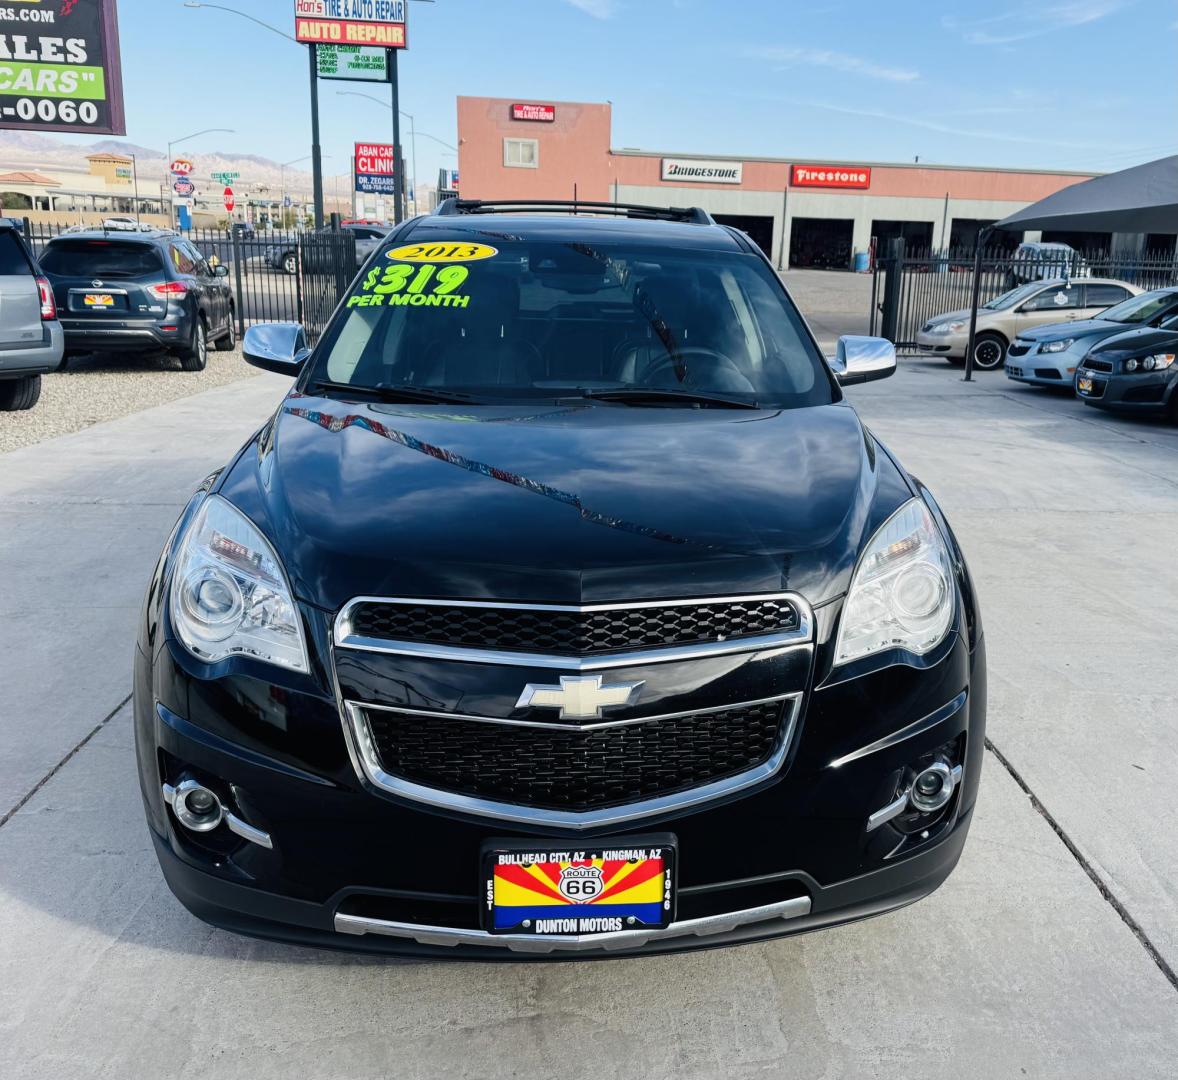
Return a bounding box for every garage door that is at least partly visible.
[713,214,774,258]
[788,218,853,269]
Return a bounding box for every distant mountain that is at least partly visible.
[0,130,317,194]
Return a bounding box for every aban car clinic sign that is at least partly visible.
[295,0,407,48]
[354,141,396,195]
[0,0,125,135]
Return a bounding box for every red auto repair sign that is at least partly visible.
[791,164,871,189]
[224,187,235,212]
[511,103,555,122]
[294,0,408,47]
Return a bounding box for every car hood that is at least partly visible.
[1018,319,1116,342]
[1089,325,1178,358]
[216,393,913,612]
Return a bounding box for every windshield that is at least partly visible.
[1100,291,1177,324]
[983,282,1044,310]
[309,235,834,408]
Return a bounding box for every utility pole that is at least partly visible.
[308,44,325,228]
[390,48,404,224]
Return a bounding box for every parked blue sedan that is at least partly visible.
[1005,287,1178,387]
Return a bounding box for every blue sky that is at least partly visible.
[67,0,1178,185]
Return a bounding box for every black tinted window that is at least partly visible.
[1084,284,1130,307]
[40,240,164,278]
[0,231,31,275]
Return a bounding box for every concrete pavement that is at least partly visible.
[1,359,1176,1078]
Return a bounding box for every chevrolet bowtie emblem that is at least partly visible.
[515,675,644,720]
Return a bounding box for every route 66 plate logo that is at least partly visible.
[558,864,604,901]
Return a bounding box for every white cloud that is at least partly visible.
[784,98,1134,151]
[562,0,617,18]
[943,2,1124,46]
[749,46,919,83]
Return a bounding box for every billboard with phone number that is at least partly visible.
[294,0,407,47]
[0,0,125,135]
[355,141,396,194]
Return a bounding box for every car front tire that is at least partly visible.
[282,253,297,275]
[971,332,1006,371]
[178,319,208,372]
[0,374,42,411]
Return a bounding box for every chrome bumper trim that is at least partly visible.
[334,895,812,953]
[332,592,813,670]
[341,693,803,831]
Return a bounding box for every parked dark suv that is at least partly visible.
[0,219,63,411]
[40,228,236,371]
[136,199,985,959]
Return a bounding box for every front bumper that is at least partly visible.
[914,330,965,358]
[135,614,986,958]
[1004,341,1082,385]
[1075,368,1175,414]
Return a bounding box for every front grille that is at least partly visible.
[1008,342,1032,356]
[363,700,788,812]
[1034,368,1063,380]
[346,597,800,656]
[1084,358,1114,373]
[1007,366,1024,377]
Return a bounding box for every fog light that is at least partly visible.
[169,779,223,832]
[909,760,954,813]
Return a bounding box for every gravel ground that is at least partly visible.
[0,345,257,455]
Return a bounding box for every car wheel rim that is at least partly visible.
[975,341,1001,368]
[198,325,206,364]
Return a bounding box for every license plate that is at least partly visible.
[1078,377,1093,394]
[84,293,114,307]
[482,838,675,936]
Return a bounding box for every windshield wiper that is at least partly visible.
[310,380,478,404]
[574,387,761,410]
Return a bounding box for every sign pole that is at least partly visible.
[390,48,404,224]
[309,43,325,228]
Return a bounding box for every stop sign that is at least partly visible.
[223,186,234,212]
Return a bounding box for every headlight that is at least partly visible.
[929,321,966,335]
[1040,338,1075,354]
[1138,353,1175,372]
[835,498,956,667]
[170,495,309,673]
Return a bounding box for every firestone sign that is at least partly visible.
[0,0,126,135]
[791,164,871,189]
[294,0,407,48]
[511,103,555,122]
[660,158,743,185]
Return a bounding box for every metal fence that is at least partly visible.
[19,220,359,345]
[870,243,1178,347]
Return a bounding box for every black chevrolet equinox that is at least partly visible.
[135,199,986,958]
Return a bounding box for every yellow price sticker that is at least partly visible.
[387,242,498,263]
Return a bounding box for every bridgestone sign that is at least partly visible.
[661,158,743,184]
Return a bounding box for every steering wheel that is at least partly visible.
[640,348,754,393]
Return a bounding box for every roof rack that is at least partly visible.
[434,198,715,225]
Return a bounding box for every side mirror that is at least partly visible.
[212,264,230,278]
[830,335,896,386]
[243,322,310,376]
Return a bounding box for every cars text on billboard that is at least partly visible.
[0,0,125,135]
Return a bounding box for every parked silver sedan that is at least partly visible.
[1005,288,1178,387]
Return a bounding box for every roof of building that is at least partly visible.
[85,152,134,163]
[0,170,62,186]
